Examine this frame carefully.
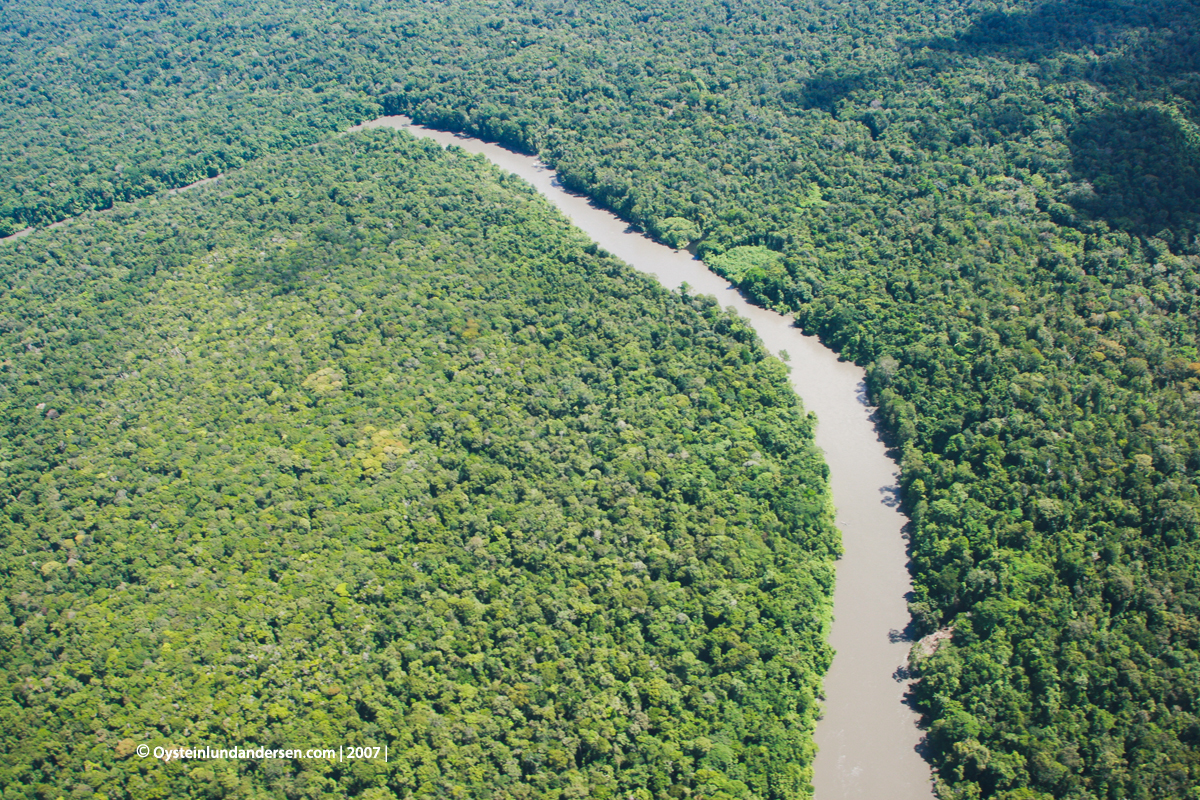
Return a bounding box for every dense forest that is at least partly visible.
[0,132,839,799]
[2,0,1198,798]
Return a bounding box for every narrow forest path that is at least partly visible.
[350,117,935,799]
[0,174,224,245]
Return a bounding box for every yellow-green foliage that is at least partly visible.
[705,246,786,283]
[302,367,346,395]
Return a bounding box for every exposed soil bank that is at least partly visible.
[0,227,34,245]
[351,116,935,799]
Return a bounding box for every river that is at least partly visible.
[350,116,935,799]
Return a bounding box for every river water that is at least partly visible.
[360,115,933,798]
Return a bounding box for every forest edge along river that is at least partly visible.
[350,116,936,800]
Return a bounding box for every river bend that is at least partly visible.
[351,116,934,800]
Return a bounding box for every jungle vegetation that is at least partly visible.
[1,0,1199,798]
[0,132,841,799]
[0,132,838,799]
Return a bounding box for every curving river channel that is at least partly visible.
[351,116,935,799]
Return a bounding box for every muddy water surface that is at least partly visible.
[352,116,935,800]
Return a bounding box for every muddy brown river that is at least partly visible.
[351,117,935,799]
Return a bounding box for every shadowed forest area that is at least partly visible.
[930,0,1200,237]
